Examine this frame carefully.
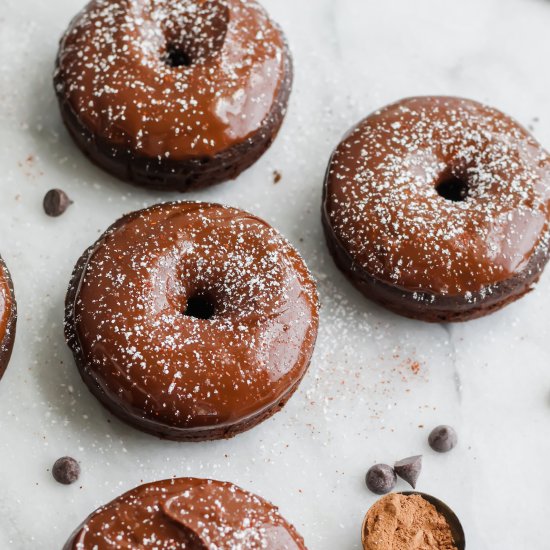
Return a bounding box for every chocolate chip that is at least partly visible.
[52,456,80,485]
[429,425,458,453]
[273,170,282,184]
[394,455,422,489]
[43,189,73,217]
[365,464,397,495]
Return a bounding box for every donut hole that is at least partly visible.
[165,45,193,68]
[184,293,216,321]
[436,172,469,202]
[162,1,230,68]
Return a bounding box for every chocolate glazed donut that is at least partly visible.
[53,0,293,191]
[65,202,319,441]
[323,97,550,322]
[0,257,16,379]
[64,478,308,549]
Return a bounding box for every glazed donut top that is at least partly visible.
[55,0,289,159]
[66,202,318,434]
[65,478,307,549]
[0,264,13,348]
[324,96,550,296]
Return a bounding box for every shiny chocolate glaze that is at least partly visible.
[65,202,319,440]
[64,477,308,549]
[54,0,293,190]
[323,97,550,322]
[0,257,16,379]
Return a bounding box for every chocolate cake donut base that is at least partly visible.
[322,97,550,323]
[65,203,319,441]
[64,478,308,549]
[71,345,311,441]
[322,208,549,323]
[54,44,293,192]
[67,238,310,441]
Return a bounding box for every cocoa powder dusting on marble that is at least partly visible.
[363,494,457,550]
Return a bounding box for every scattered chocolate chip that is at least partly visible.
[273,170,282,184]
[52,456,80,485]
[429,425,458,453]
[366,464,397,495]
[394,455,422,489]
[43,188,73,217]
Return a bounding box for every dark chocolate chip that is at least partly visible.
[43,189,73,217]
[365,464,396,495]
[429,425,458,453]
[394,455,422,489]
[52,456,80,485]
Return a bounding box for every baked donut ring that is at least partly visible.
[54,0,292,191]
[65,202,319,440]
[64,478,308,549]
[0,257,16,380]
[323,97,550,322]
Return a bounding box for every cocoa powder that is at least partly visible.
[362,494,457,550]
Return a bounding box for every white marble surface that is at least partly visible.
[1,0,550,548]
